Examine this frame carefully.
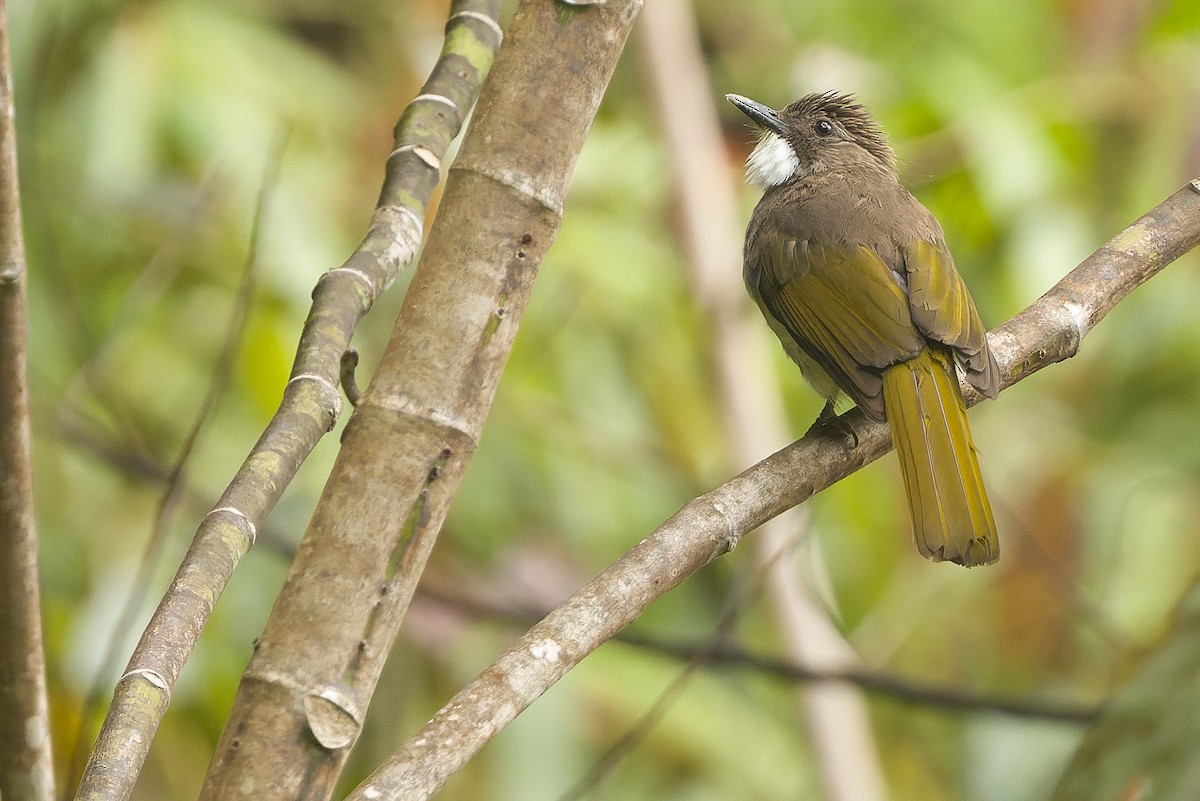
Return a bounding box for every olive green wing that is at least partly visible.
[747,227,924,421]
[901,240,1000,398]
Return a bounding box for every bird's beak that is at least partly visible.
[726,94,787,136]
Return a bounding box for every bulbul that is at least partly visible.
[727,91,1000,567]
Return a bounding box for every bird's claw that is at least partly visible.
[805,401,858,448]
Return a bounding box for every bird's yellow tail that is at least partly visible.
[882,349,998,566]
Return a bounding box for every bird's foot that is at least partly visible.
[805,401,858,448]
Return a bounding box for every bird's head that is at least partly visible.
[726,91,895,188]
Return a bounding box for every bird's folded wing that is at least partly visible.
[747,229,923,420]
[902,240,1000,397]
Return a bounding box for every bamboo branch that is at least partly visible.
[351,178,1200,801]
[0,0,55,797]
[73,4,504,800]
[197,1,641,799]
[64,132,282,794]
[196,3,648,796]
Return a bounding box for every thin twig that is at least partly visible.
[413,579,1102,725]
[54,171,219,459]
[618,635,1100,725]
[49,417,299,559]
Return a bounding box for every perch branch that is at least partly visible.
[351,178,1200,801]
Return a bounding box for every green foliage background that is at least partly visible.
[12,0,1200,797]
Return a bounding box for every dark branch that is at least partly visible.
[414,581,1100,725]
[618,634,1099,724]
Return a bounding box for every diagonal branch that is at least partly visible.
[64,130,284,795]
[73,4,504,800]
[556,540,783,801]
[351,178,1200,801]
[0,0,55,799]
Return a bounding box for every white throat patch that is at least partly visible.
[745,132,800,188]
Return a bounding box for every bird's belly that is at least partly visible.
[760,309,842,403]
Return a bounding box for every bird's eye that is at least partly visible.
[813,119,834,137]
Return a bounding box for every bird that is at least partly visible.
[727,90,1001,566]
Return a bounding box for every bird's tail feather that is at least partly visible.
[882,349,998,567]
